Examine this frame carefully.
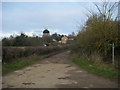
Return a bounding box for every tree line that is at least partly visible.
[2,33,64,46]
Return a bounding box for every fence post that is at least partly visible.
[112,43,115,65]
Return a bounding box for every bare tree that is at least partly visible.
[94,0,118,20]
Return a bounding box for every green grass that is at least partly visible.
[71,56,119,80]
[3,55,46,75]
[3,50,65,75]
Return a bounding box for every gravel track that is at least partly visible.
[3,51,118,88]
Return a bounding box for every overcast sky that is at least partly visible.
[1,1,117,38]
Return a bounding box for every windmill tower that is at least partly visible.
[43,29,50,37]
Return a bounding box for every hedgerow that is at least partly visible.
[2,45,69,63]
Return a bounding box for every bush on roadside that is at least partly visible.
[2,45,69,63]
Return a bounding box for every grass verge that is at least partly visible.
[3,50,65,75]
[71,55,119,80]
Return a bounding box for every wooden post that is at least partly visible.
[112,43,115,65]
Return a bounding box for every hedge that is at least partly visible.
[2,45,69,63]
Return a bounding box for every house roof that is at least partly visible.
[43,29,50,33]
[67,35,74,39]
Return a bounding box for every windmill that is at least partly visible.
[33,26,49,37]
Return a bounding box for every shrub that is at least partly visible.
[2,46,68,63]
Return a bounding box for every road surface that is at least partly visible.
[3,51,118,88]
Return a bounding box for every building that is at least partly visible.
[43,29,50,37]
[67,35,75,40]
[61,35,68,44]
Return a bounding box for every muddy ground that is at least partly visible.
[2,51,118,88]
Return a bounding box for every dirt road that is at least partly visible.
[3,51,118,88]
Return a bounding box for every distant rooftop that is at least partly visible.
[43,29,50,33]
